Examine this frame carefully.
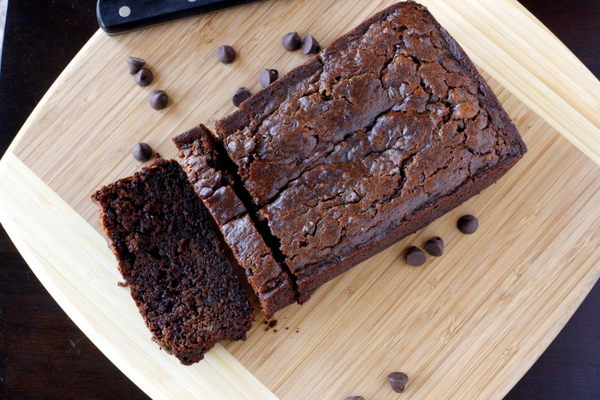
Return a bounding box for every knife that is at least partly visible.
[97,0,263,35]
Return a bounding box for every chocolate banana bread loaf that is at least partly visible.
[92,159,253,365]
[215,1,527,301]
[174,125,296,317]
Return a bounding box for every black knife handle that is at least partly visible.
[97,0,262,35]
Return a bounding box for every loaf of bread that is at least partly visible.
[214,0,527,301]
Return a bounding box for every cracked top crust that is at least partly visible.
[216,2,526,288]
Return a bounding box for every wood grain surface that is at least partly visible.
[1,0,599,399]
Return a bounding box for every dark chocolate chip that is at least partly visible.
[127,57,145,74]
[388,372,409,393]
[405,246,426,266]
[457,214,478,234]
[217,45,236,64]
[424,236,444,257]
[282,32,302,51]
[259,69,279,87]
[134,68,153,87]
[232,87,251,107]
[301,35,320,54]
[149,90,168,110]
[132,142,152,162]
[344,397,365,400]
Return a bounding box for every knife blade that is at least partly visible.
[97,0,263,35]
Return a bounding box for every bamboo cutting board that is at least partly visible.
[1,0,600,399]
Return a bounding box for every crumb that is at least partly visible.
[264,319,278,331]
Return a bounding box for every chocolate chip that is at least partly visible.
[232,87,251,107]
[405,246,426,266]
[282,32,302,51]
[132,142,152,162]
[134,68,153,87]
[149,90,168,110]
[217,45,236,64]
[301,35,320,54]
[388,372,409,393]
[259,69,279,87]
[457,214,478,234]
[344,397,365,400]
[424,236,444,257]
[127,57,145,74]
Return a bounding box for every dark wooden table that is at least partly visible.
[0,1,598,398]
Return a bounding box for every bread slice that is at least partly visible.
[92,159,253,365]
[174,125,296,318]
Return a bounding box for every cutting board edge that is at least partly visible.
[6,29,107,155]
[496,267,600,400]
